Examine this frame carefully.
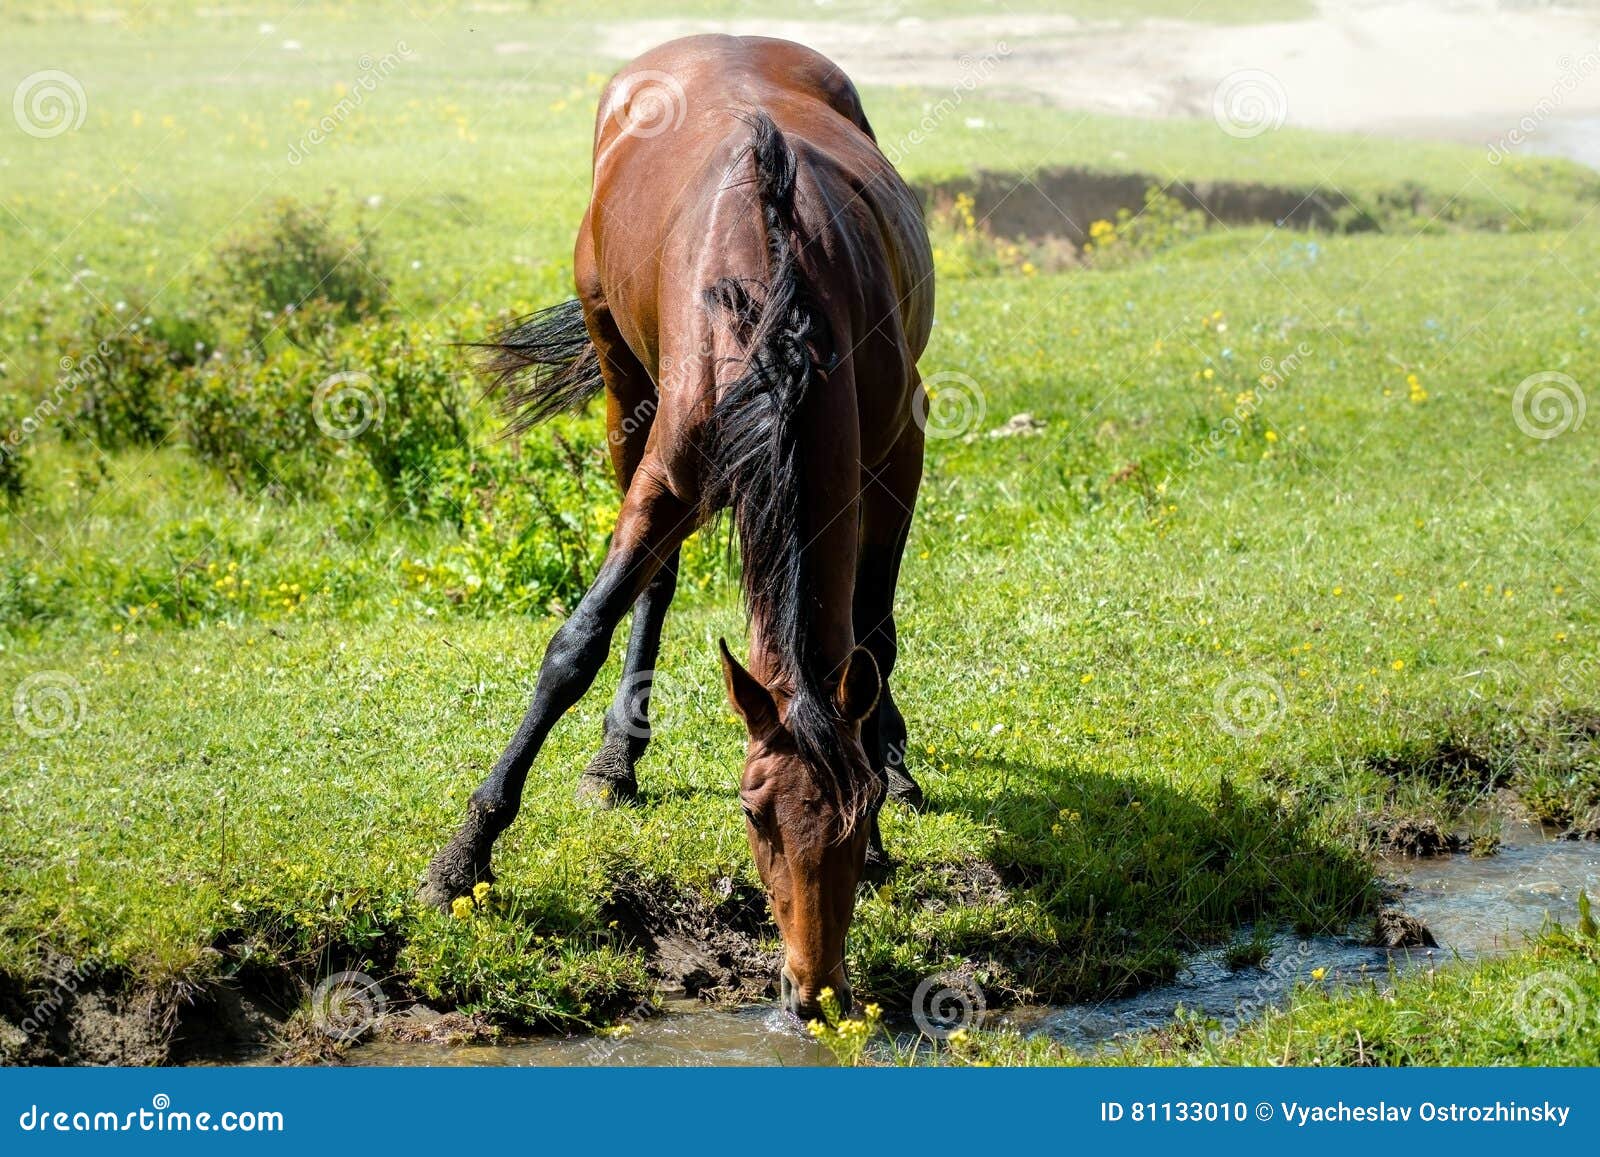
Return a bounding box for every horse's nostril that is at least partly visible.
[779,965,851,1020]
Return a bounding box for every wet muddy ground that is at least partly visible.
[342,822,1599,1066]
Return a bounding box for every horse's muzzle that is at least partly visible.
[781,964,852,1021]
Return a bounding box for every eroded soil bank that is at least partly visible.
[7,816,1594,1066]
[338,823,1600,1066]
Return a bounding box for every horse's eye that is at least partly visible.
[741,804,763,831]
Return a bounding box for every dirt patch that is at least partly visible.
[599,874,780,1003]
[1,961,193,1066]
[919,167,1374,248]
[381,1006,500,1047]
[1369,908,1438,949]
[1380,816,1465,858]
[0,955,304,1067]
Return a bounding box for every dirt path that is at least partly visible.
[594,1,1600,166]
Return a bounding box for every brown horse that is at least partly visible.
[422,34,934,1019]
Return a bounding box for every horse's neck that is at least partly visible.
[745,546,858,697]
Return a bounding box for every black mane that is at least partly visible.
[700,112,876,828]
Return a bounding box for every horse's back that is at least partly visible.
[586,35,933,465]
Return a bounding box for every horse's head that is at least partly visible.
[718,639,881,1020]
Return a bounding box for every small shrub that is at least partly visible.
[0,390,28,500]
[42,295,220,452]
[61,300,216,450]
[928,192,1037,280]
[1083,186,1209,268]
[216,197,388,329]
[175,347,326,495]
[401,437,613,615]
[339,326,472,513]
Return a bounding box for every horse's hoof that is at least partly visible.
[886,766,925,811]
[416,877,458,911]
[419,813,496,908]
[575,773,638,809]
[418,850,492,908]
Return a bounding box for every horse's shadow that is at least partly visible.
[877,752,1378,1004]
[603,749,1377,1006]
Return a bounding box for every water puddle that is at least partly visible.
[355,823,1599,1066]
[357,1002,831,1067]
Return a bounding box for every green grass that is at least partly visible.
[2,1,1599,1062]
[946,919,1600,1065]
[5,225,1598,1043]
[2,2,1594,302]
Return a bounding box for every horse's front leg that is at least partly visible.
[853,425,926,877]
[575,545,680,808]
[420,470,695,907]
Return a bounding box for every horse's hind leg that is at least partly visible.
[854,424,927,871]
[572,248,680,807]
[420,467,695,906]
[574,545,679,807]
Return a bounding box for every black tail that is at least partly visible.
[700,112,876,828]
[470,298,605,434]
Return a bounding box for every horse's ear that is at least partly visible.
[835,645,880,725]
[719,638,778,735]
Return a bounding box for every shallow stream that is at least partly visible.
[354,822,1600,1066]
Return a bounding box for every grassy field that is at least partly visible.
[2,2,1598,1064]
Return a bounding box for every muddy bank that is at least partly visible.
[0,958,295,1067]
[7,699,1595,1067]
[917,166,1377,247]
[6,827,1593,1065]
[355,824,1600,1066]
